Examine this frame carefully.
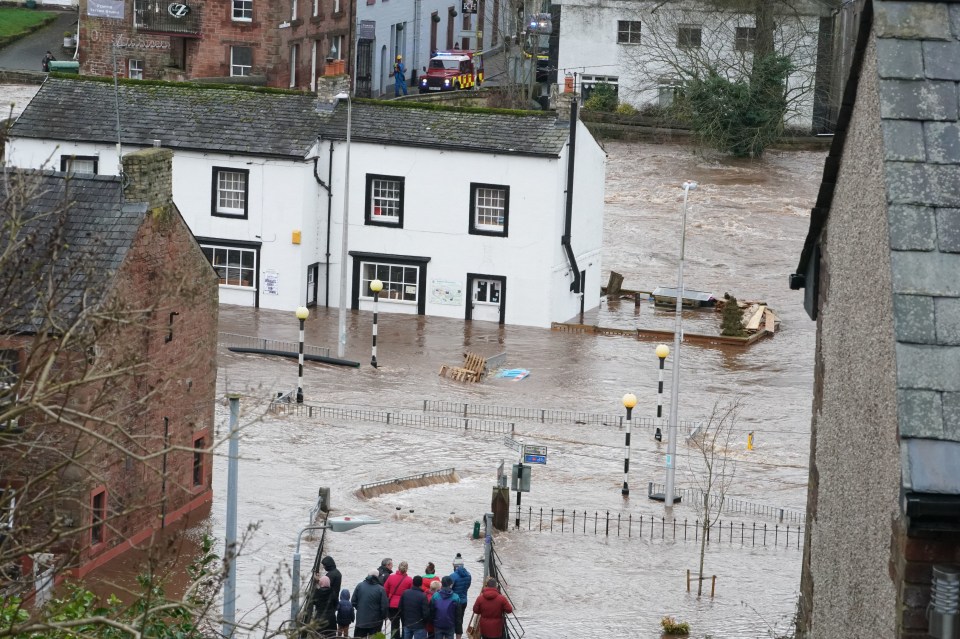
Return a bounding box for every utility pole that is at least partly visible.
[222,394,241,638]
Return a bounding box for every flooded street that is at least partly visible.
[203,139,827,638]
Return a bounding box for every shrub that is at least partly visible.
[583,82,618,112]
[615,102,638,116]
[720,292,747,337]
[661,615,691,636]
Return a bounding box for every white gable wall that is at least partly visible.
[555,0,820,129]
[5,137,322,312]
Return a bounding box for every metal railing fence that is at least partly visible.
[269,402,515,436]
[646,482,806,525]
[359,468,456,493]
[518,506,804,550]
[218,332,331,358]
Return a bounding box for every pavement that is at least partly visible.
[0,9,78,72]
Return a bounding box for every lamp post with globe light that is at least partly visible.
[295,306,309,403]
[369,279,382,367]
[622,393,637,497]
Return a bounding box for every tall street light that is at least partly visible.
[290,515,381,623]
[369,278,382,368]
[664,180,697,518]
[336,91,352,359]
[621,393,636,497]
[296,306,309,403]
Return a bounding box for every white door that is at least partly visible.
[471,278,502,323]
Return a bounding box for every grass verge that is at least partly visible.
[0,8,58,46]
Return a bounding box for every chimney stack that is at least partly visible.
[555,90,579,123]
[316,74,352,111]
[122,147,173,213]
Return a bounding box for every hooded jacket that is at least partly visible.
[398,586,430,630]
[472,587,512,638]
[311,584,335,631]
[448,565,472,603]
[321,556,342,602]
[383,571,413,608]
[336,588,355,627]
[430,587,460,631]
[351,574,389,628]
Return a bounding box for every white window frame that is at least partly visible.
[473,279,502,305]
[360,262,419,304]
[212,167,248,217]
[0,350,19,433]
[230,46,253,77]
[313,0,318,17]
[128,59,143,79]
[291,0,297,20]
[616,20,641,44]
[332,34,344,59]
[201,244,257,289]
[232,0,252,21]
[290,43,298,87]
[366,174,404,226]
[0,489,15,530]
[469,183,509,236]
[333,0,340,13]
[60,155,98,175]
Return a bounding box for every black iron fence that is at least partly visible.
[517,506,804,550]
[359,468,456,493]
[269,402,515,436]
[219,332,331,358]
[646,482,806,525]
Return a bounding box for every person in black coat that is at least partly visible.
[322,556,343,604]
[398,575,431,638]
[312,575,337,636]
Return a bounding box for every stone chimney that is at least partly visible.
[122,147,173,213]
[555,90,579,123]
[316,74,352,111]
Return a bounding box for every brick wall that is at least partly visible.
[894,527,960,639]
[275,0,354,90]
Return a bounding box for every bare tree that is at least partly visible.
[685,396,741,596]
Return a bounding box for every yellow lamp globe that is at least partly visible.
[295,306,309,320]
[656,344,670,359]
[622,393,637,409]
[370,279,383,294]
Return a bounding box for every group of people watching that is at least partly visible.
[311,554,513,639]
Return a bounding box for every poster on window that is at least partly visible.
[88,0,124,19]
[430,280,463,306]
[264,270,279,295]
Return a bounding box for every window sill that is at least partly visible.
[361,297,417,305]
[310,14,326,23]
[218,284,257,291]
[212,211,249,219]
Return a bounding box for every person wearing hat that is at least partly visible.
[392,54,408,97]
[447,554,472,639]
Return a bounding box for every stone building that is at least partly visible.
[0,148,219,584]
[790,0,960,636]
[79,0,353,88]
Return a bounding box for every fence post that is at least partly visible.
[775,525,779,546]
[540,409,545,423]
[628,513,631,538]
[595,512,598,535]
[684,519,687,541]
[617,513,621,537]
[573,510,576,534]
[605,511,610,536]
[764,524,767,546]
[463,404,468,417]
[785,525,789,547]
[561,509,565,533]
[528,506,532,530]
[711,575,716,598]
[550,508,554,532]
[686,569,690,592]
[539,508,543,532]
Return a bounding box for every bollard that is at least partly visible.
[711,575,716,598]
[686,569,691,592]
[473,521,481,539]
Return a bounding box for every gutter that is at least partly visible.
[312,139,335,307]
[561,99,582,294]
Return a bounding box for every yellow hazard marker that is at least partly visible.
[747,431,754,451]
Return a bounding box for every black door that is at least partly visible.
[356,40,373,98]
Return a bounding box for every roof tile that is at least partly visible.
[894,293,937,343]
[935,207,960,252]
[877,38,924,79]
[875,2,951,40]
[936,297,960,345]
[892,249,960,296]
[922,40,960,80]
[888,204,938,250]
[878,79,958,121]
[898,389,944,437]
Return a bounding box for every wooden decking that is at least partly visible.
[551,323,772,347]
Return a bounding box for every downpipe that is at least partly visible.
[312,140,335,307]
[562,99,582,293]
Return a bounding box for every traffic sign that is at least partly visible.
[524,444,547,456]
[524,454,546,464]
[503,437,522,453]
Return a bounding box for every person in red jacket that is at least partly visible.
[471,578,513,639]
[383,561,413,639]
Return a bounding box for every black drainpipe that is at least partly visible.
[313,139,335,307]
[562,100,582,293]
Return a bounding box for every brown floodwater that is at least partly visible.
[89,139,827,638]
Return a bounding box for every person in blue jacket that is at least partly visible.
[393,55,408,97]
[447,553,472,639]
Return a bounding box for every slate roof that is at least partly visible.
[792,0,960,494]
[316,100,570,157]
[11,78,322,158]
[10,78,572,159]
[1,170,147,333]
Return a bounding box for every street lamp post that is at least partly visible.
[369,279,382,368]
[664,181,697,517]
[655,344,669,441]
[296,306,309,403]
[336,91,352,359]
[290,516,381,624]
[621,393,636,497]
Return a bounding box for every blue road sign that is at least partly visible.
[524,454,546,464]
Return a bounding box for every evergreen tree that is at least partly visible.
[720,293,747,337]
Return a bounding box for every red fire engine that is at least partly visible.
[418,51,484,92]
